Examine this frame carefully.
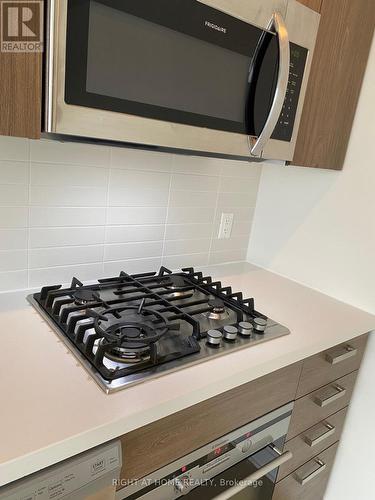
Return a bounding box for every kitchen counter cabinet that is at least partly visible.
[115,333,367,499]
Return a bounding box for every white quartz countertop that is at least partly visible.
[1,262,374,487]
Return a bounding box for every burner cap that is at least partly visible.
[168,275,186,289]
[118,326,143,339]
[73,288,97,305]
[208,298,225,313]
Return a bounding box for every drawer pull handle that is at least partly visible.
[303,421,335,447]
[325,345,357,364]
[295,458,326,485]
[313,384,346,407]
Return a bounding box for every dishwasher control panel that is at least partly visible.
[0,441,122,500]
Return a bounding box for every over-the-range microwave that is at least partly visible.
[45,0,320,161]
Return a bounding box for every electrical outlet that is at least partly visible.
[218,213,234,239]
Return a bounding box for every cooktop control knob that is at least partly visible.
[174,476,190,495]
[223,325,238,342]
[241,439,253,453]
[253,317,268,333]
[207,329,222,347]
[238,321,253,337]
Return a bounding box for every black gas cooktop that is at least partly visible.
[28,266,290,393]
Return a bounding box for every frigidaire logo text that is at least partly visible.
[204,21,227,33]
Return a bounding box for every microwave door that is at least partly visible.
[46,0,318,161]
[48,0,275,158]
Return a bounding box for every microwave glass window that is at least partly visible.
[65,0,281,136]
[86,1,250,124]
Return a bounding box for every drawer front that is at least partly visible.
[297,334,367,397]
[278,407,347,480]
[288,371,357,439]
[120,362,302,483]
[273,442,339,500]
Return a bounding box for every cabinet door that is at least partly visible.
[297,0,322,13]
[292,0,375,169]
[0,2,43,138]
[273,442,339,500]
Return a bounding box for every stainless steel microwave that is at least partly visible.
[45,0,320,161]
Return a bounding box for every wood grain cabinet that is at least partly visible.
[114,334,368,500]
[273,442,339,500]
[293,0,375,169]
[274,333,368,500]
[0,1,43,139]
[297,0,322,13]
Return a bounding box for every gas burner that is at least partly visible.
[166,275,194,299]
[73,288,97,306]
[105,344,151,364]
[205,298,229,321]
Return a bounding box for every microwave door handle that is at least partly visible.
[213,446,293,500]
[249,12,290,157]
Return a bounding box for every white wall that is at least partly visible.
[248,35,375,499]
[0,137,261,291]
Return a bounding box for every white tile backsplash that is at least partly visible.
[29,245,104,269]
[167,206,216,224]
[169,190,217,208]
[0,250,27,272]
[107,207,167,225]
[108,187,169,207]
[0,136,261,290]
[104,241,163,261]
[103,257,162,276]
[30,186,107,207]
[111,147,172,172]
[162,252,209,269]
[29,263,104,288]
[105,225,164,244]
[0,229,28,250]
[0,136,29,161]
[171,173,219,192]
[0,207,28,228]
[30,227,105,248]
[165,223,212,240]
[0,270,28,291]
[31,162,109,186]
[0,185,29,206]
[30,207,106,227]
[0,160,29,183]
[164,238,211,256]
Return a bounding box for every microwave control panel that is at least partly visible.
[271,43,308,142]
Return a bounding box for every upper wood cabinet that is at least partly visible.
[293,0,375,169]
[0,0,43,139]
[297,0,322,13]
[0,51,42,139]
